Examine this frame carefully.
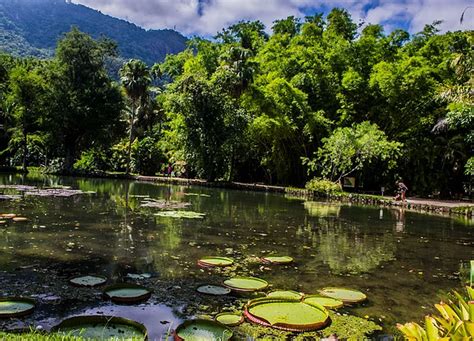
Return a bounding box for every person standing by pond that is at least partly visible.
[394,179,408,202]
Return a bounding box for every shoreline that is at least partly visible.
[3,170,473,218]
[132,174,473,218]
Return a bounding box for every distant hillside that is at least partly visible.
[0,0,188,64]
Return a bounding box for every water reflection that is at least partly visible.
[0,174,473,333]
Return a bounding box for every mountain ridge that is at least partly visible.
[0,0,188,64]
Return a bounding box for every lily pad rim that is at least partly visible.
[0,297,36,318]
[244,297,329,332]
[102,283,153,303]
[223,276,269,292]
[261,256,294,264]
[196,285,231,296]
[215,312,244,326]
[68,274,108,288]
[303,294,344,309]
[198,256,234,267]
[318,287,368,303]
[51,315,147,338]
[174,319,233,341]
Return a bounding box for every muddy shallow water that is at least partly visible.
[0,174,472,339]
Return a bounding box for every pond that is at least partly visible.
[0,174,472,339]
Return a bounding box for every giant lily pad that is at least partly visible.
[140,199,191,209]
[0,297,35,318]
[12,217,28,222]
[261,256,293,264]
[267,290,303,300]
[304,295,344,309]
[52,315,147,340]
[215,312,243,326]
[103,284,152,304]
[318,287,367,304]
[244,297,329,332]
[174,319,232,341]
[69,275,107,287]
[198,256,233,268]
[155,211,205,219]
[197,285,231,296]
[223,276,268,292]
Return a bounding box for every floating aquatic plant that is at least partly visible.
[52,315,147,340]
[103,284,152,304]
[197,285,231,296]
[198,256,234,268]
[244,297,329,332]
[223,277,268,292]
[69,275,107,287]
[261,256,293,264]
[174,319,233,341]
[215,312,243,326]
[0,297,35,318]
[318,287,367,304]
[140,199,191,209]
[155,211,205,219]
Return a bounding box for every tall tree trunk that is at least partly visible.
[125,103,136,175]
[22,128,28,174]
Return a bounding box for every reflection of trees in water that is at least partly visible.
[304,201,341,217]
[316,221,396,275]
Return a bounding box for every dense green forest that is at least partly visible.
[0,9,472,197]
[0,0,187,64]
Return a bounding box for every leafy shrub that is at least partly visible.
[110,140,129,172]
[305,178,342,194]
[132,136,164,175]
[73,148,108,174]
[397,286,474,340]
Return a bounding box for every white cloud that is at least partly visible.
[72,0,474,36]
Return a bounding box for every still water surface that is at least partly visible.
[0,174,472,338]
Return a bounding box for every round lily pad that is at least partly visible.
[198,256,234,268]
[174,319,232,341]
[52,315,147,340]
[69,275,107,287]
[261,256,293,264]
[197,285,231,296]
[244,297,329,332]
[103,284,152,304]
[155,211,205,219]
[267,290,303,300]
[223,276,268,292]
[12,217,28,222]
[304,295,344,309]
[215,312,243,326]
[318,287,367,304]
[1,213,16,219]
[0,297,35,318]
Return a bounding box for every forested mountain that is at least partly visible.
[0,0,187,64]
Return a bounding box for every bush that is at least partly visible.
[73,148,108,174]
[305,178,342,194]
[132,136,164,175]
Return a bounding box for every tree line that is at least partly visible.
[0,9,472,197]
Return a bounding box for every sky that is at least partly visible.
[71,0,474,36]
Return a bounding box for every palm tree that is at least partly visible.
[120,59,151,174]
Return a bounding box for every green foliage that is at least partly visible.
[0,9,472,196]
[48,27,123,171]
[132,136,164,176]
[305,178,342,194]
[465,157,474,176]
[304,122,402,182]
[73,148,108,174]
[397,286,474,340]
